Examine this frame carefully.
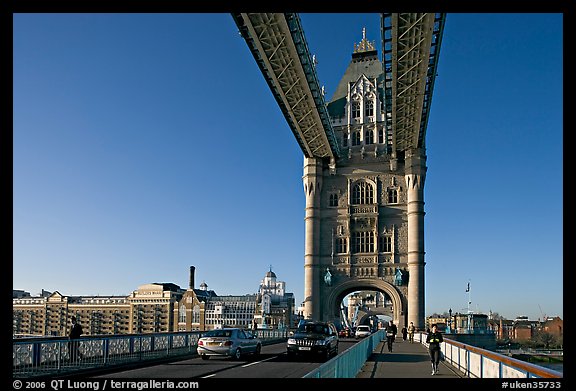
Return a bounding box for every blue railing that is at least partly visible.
[13,329,288,378]
[303,329,385,378]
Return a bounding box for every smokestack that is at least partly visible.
[189,266,195,290]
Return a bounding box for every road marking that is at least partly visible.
[241,355,279,367]
[201,374,216,378]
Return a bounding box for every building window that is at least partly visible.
[378,129,384,144]
[192,305,200,324]
[365,100,374,117]
[380,236,392,253]
[365,130,374,145]
[352,101,360,118]
[329,193,338,207]
[387,189,398,204]
[337,238,347,253]
[342,133,348,147]
[352,182,374,204]
[352,231,374,253]
[352,131,361,146]
[179,304,186,323]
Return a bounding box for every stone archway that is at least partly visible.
[323,278,406,328]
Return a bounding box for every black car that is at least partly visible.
[286,321,339,361]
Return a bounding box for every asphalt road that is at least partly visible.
[93,339,359,379]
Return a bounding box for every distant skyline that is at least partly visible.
[13,13,563,321]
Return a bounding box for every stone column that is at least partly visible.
[404,149,427,330]
[303,157,323,320]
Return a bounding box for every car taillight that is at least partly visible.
[223,341,233,346]
[198,340,204,346]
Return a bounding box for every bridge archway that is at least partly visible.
[324,279,405,328]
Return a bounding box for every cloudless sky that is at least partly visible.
[13,13,563,321]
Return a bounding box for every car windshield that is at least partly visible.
[298,323,328,334]
[358,326,370,331]
[203,330,233,338]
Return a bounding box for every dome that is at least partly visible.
[265,270,277,278]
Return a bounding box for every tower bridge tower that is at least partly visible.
[233,13,444,331]
[303,29,426,329]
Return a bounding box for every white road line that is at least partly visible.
[201,374,216,378]
[241,355,279,367]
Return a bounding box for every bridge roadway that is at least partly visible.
[90,338,462,379]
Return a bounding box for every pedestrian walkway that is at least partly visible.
[356,338,463,378]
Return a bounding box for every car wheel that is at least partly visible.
[234,348,242,360]
[200,355,209,360]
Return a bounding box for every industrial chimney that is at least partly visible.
[189,266,195,290]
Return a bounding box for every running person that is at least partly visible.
[426,323,444,375]
[385,320,397,352]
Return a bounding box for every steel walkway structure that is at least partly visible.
[232,13,446,159]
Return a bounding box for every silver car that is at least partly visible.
[197,328,262,360]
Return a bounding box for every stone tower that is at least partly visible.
[302,29,426,329]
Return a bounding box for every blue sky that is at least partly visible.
[13,13,563,321]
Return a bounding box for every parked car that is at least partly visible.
[197,328,262,360]
[355,325,372,339]
[286,320,339,361]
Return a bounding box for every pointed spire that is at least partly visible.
[354,27,376,54]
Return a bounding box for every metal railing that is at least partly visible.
[303,329,385,378]
[13,329,288,378]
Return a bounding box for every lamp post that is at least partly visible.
[448,308,452,333]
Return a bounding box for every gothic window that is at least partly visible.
[352,231,375,253]
[352,101,360,118]
[352,182,374,204]
[365,129,374,145]
[378,129,384,143]
[380,235,392,253]
[365,100,374,117]
[192,305,200,324]
[337,238,347,253]
[352,131,361,146]
[329,193,338,207]
[179,304,186,323]
[387,189,398,203]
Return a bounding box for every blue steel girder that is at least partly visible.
[381,13,445,153]
[232,13,340,160]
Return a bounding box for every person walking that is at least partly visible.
[68,316,83,362]
[407,321,416,343]
[426,323,444,375]
[401,326,407,341]
[385,320,398,352]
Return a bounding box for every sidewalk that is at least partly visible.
[356,337,463,378]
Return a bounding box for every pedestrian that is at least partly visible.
[426,323,444,375]
[401,326,407,341]
[385,320,397,352]
[407,321,416,343]
[68,316,83,362]
[252,319,258,337]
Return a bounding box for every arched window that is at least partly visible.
[352,131,361,146]
[192,305,200,324]
[352,101,360,118]
[352,182,374,204]
[387,189,398,203]
[179,304,186,323]
[365,100,374,117]
[366,130,374,145]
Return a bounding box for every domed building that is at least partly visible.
[254,267,294,329]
